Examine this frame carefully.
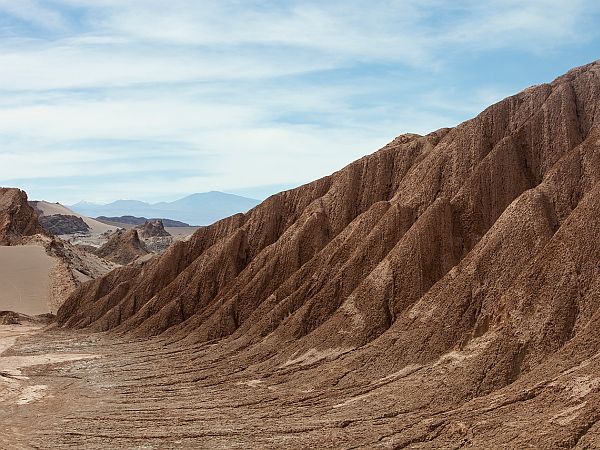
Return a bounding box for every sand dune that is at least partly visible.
[0,245,55,315]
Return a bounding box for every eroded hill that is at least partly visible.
[3,62,599,449]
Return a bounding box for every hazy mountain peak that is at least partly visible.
[69,191,260,226]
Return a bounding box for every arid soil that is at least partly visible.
[1,62,600,448]
[3,315,600,449]
[0,246,55,315]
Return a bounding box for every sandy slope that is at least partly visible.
[31,201,116,236]
[164,226,201,239]
[0,246,55,315]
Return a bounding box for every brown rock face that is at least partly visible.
[38,214,91,236]
[0,188,45,245]
[136,219,171,238]
[55,62,600,446]
[94,229,149,265]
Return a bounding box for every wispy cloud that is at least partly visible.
[0,0,67,30]
[0,0,598,203]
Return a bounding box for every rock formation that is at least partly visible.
[0,188,45,245]
[94,229,150,265]
[38,214,91,236]
[136,220,171,238]
[53,61,600,447]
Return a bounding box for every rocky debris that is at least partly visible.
[97,215,190,227]
[1,312,20,325]
[141,236,173,254]
[0,188,45,245]
[38,214,90,236]
[135,220,173,255]
[95,229,150,265]
[51,61,600,447]
[136,220,171,238]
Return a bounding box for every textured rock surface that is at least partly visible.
[14,60,596,448]
[94,229,150,265]
[38,214,91,236]
[0,188,45,245]
[136,219,171,238]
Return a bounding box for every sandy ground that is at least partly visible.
[0,246,55,315]
[165,226,201,239]
[0,323,99,448]
[0,324,599,448]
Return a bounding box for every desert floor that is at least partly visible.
[1,321,598,449]
[0,246,55,315]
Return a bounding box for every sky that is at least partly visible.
[0,1,599,204]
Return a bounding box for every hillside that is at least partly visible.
[6,61,600,448]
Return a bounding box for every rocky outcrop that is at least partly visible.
[56,61,600,446]
[136,220,171,238]
[94,229,150,265]
[38,214,91,236]
[0,188,45,245]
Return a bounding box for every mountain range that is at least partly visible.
[70,191,260,226]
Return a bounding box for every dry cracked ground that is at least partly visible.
[2,320,600,449]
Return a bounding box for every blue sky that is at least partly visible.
[0,0,599,203]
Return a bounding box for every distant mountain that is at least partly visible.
[70,192,260,226]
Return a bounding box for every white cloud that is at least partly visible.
[0,0,66,30]
[0,0,598,203]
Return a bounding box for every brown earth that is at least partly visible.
[2,61,600,448]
